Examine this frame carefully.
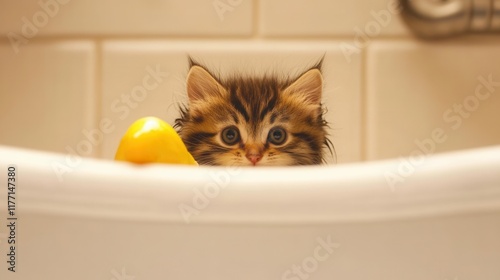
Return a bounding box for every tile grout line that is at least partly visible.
[94,39,103,159]
[252,0,260,39]
[359,43,368,162]
[1,34,416,42]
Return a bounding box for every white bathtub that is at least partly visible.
[1,145,500,280]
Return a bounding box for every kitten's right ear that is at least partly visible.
[186,66,226,103]
[283,68,323,105]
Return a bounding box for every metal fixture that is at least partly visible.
[400,0,500,38]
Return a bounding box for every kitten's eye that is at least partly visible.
[221,126,240,145]
[268,127,287,145]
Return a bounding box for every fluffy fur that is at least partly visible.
[174,58,333,166]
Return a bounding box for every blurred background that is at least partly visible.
[1,0,500,164]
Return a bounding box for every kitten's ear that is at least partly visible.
[186,66,226,103]
[283,69,322,105]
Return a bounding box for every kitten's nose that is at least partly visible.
[245,146,263,165]
[246,152,262,165]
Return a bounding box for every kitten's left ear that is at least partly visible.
[283,69,322,105]
[186,65,226,103]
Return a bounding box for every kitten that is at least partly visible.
[174,58,333,166]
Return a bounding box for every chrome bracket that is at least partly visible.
[400,0,500,38]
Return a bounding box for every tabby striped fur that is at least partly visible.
[174,58,333,166]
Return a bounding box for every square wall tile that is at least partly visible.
[0,0,252,38]
[366,39,500,161]
[101,40,361,163]
[0,40,96,155]
[260,0,408,37]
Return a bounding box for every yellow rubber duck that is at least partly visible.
[115,116,197,165]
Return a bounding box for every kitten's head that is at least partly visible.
[175,59,332,166]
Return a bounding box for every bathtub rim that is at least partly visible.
[1,145,500,225]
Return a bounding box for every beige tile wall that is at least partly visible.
[1,0,499,163]
[367,40,500,160]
